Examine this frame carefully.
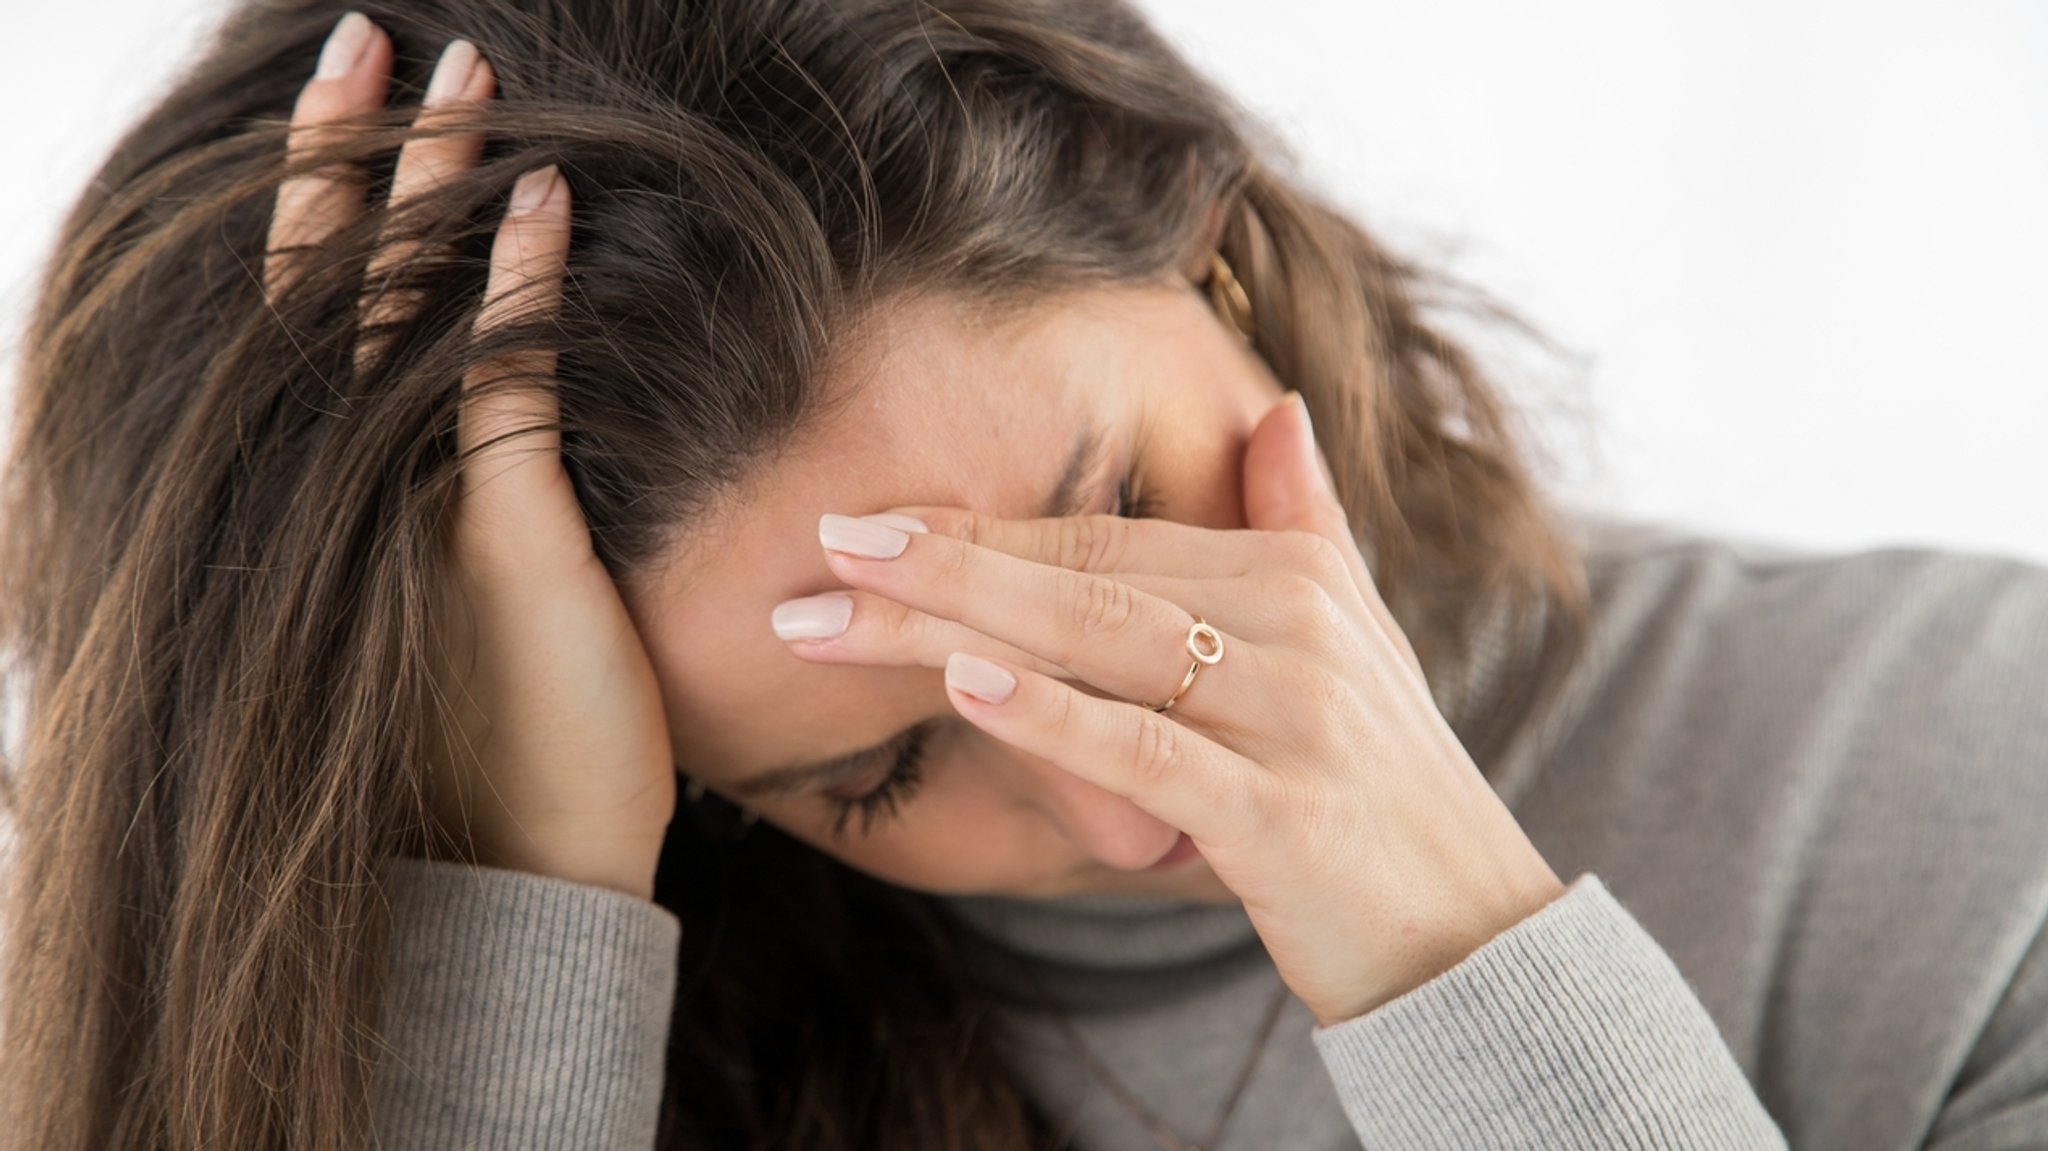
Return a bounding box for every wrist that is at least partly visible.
[1313,867,1571,1028]
[499,851,659,902]
[465,823,667,903]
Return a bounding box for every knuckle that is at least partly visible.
[1270,571,1333,614]
[1055,516,1121,573]
[1043,682,1083,745]
[1073,573,1138,638]
[1277,529,1349,582]
[931,535,973,584]
[938,509,984,546]
[1125,712,1182,793]
[1294,664,1357,717]
[1257,572,1346,654]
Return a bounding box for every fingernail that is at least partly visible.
[819,513,911,559]
[509,166,560,213]
[316,11,374,80]
[1288,391,1336,494]
[771,592,853,641]
[424,38,480,107]
[862,513,929,534]
[946,652,1017,705]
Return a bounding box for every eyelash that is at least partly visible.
[826,720,933,841]
[822,467,1159,839]
[1112,469,1163,521]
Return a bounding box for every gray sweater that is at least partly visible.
[371,510,2048,1148]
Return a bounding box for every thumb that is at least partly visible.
[1243,390,1429,687]
[1242,391,1342,536]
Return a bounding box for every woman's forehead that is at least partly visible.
[641,285,1170,593]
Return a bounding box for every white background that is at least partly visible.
[5,0,2045,565]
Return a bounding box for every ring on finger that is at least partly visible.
[1144,615,1224,713]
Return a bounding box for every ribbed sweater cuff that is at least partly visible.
[1309,872,1787,1149]
[372,857,680,1151]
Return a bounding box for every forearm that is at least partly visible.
[1311,872,1787,1149]
[372,857,680,1150]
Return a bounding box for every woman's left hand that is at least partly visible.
[796,390,1567,1027]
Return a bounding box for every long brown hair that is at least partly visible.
[0,0,1592,1146]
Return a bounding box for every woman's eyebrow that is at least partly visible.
[723,420,1110,802]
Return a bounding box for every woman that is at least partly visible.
[2,1,2043,1148]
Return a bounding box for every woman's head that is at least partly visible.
[0,0,1587,1145]
[646,276,1290,904]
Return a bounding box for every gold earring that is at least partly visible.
[1207,249,1255,345]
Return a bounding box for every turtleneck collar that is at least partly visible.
[938,887,1261,970]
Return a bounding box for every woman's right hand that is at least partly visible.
[263,13,677,900]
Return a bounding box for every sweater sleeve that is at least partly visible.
[1309,871,1789,1149]
[371,856,680,1151]
[1925,902,2048,1148]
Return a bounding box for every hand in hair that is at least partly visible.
[263,13,676,901]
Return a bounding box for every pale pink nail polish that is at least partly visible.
[424,38,480,107]
[772,592,853,640]
[819,512,910,558]
[1290,392,1337,494]
[316,11,373,80]
[862,512,929,534]
[946,652,1016,705]
[510,166,559,213]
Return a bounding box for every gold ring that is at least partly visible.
[1148,616,1224,713]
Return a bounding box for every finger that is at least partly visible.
[818,515,1287,722]
[870,504,1284,581]
[940,651,1266,853]
[359,39,496,366]
[770,589,1072,680]
[1254,392,1423,684]
[1230,391,1427,691]
[263,11,395,297]
[457,167,580,542]
[775,571,1321,715]
[854,502,1374,645]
